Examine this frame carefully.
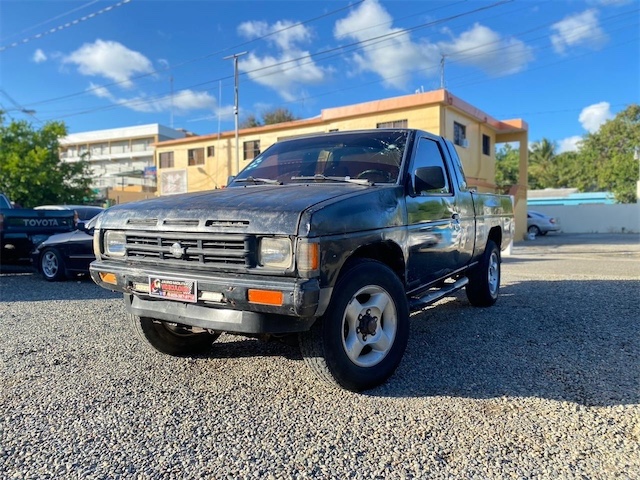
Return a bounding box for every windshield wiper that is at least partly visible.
[234,176,282,185]
[290,174,371,185]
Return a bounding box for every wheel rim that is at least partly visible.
[487,251,499,297]
[42,251,59,278]
[341,285,397,368]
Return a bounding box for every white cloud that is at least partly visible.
[238,20,312,51]
[557,135,582,153]
[32,49,47,63]
[579,101,613,132]
[87,83,217,114]
[64,39,154,87]
[439,23,534,76]
[237,20,330,100]
[550,10,608,55]
[333,0,532,88]
[333,0,440,88]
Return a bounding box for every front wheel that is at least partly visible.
[465,239,500,307]
[131,314,220,356]
[299,260,409,391]
[40,248,66,281]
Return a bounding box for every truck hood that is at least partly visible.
[97,184,403,236]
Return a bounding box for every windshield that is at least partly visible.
[231,130,409,186]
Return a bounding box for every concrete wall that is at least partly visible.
[532,204,640,234]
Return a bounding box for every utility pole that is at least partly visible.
[440,54,446,90]
[224,51,248,175]
[169,75,174,129]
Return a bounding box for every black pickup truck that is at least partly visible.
[0,193,76,263]
[90,129,514,390]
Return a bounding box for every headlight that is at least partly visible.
[259,237,292,268]
[104,230,126,257]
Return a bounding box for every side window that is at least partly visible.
[411,138,450,195]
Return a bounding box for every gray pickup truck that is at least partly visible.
[90,129,514,390]
[0,193,76,263]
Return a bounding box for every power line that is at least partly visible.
[20,0,367,108]
[0,0,100,43]
[0,0,132,53]
[34,0,513,120]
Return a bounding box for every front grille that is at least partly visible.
[124,231,255,269]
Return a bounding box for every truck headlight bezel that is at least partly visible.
[258,237,292,269]
[104,230,126,257]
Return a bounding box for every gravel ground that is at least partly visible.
[1,234,639,479]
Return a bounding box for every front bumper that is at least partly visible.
[90,260,328,334]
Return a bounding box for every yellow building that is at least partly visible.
[154,89,529,239]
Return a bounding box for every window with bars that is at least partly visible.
[243,140,260,161]
[207,146,215,157]
[159,151,174,168]
[454,122,467,147]
[188,148,205,166]
[376,119,408,128]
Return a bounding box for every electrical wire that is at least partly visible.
[33,0,513,120]
[0,0,132,53]
[0,0,100,43]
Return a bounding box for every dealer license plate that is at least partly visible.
[148,276,198,303]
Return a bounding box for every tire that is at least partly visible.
[40,248,66,282]
[528,225,541,236]
[131,314,220,356]
[299,259,409,391]
[465,239,500,307]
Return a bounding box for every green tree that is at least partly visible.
[577,104,639,203]
[262,107,298,125]
[495,143,520,192]
[528,138,557,189]
[0,116,95,207]
[240,108,299,129]
[240,114,261,129]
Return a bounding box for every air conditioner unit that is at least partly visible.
[461,139,469,148]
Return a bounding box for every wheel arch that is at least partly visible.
[337,240,405,286]
[488,226,502,250]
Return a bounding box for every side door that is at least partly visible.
[405,134,472,289]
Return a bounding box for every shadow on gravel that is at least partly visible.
[369,279,640,406]
[0,270,118,302]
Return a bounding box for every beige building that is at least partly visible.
[155,89,529,238]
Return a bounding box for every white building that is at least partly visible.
[60,124,187,202]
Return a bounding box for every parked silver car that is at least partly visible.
[527,210,560,236]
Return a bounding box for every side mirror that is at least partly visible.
[227,175,236,186]
[413,166,446,194]
[77,221,86,231]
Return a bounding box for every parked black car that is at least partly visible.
[35,205,104,226]
[32,215,99,281]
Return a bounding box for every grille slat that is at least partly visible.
[124,231,252,268]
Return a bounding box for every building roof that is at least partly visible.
[154,89,528,148]
[61,123,186,145]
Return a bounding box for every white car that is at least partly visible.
[527,210,560,236]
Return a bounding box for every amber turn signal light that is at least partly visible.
[99,272,117,285]
[248,289,284,306]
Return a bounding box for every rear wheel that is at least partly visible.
[466,240,500,307]
[131,314,220,356]
[528,225,541,236]
[40,248,66,281]
[299,260,409,391]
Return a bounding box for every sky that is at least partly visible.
[0,0,638,153]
